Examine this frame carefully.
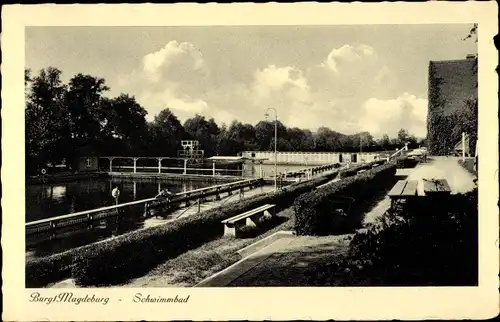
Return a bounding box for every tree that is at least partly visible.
[65,73,110,162]
[149,108,185,157]
[314,127,343,151]
[378,134,391,150]
[25,68,32,87]
[463,23,478,44]
[183,114,220,156]
[287,127,315,151]
[220,121,259,155]
[25,67,68,171]
[397,129,409,145]
[102,94,149,155]
[254,121,274,151]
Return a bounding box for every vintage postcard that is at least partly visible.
[2,2,499,321]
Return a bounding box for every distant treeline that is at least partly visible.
[25,67,422,172]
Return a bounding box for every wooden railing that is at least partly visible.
[388,145,409,161]
[26,178,265,236]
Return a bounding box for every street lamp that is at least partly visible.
[265,108,278,192]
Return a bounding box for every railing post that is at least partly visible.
[213,161,216,176]
[133,158,138,173]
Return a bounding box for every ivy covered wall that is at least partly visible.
[427,57,477,156]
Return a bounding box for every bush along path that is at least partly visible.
[303,189,478,286]
[293,162,397,236]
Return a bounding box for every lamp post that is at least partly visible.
[265,108,278,192]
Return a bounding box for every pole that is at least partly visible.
[462,132,466,161]
[274,114,277,192]
[265,108,278,192]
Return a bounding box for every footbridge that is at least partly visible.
[99,156,244,177]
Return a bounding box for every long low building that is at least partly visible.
[240,150,396,165]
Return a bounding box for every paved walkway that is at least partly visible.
[196,234,349,287]
[199,157,477,286]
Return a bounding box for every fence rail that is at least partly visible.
[278,162,343,180]
[26,178,265,236]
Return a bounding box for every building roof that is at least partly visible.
[207,156,246,161]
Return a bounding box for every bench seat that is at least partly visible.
[423,179,451,196]
[388,180,419,209]
[388,180,418,199]
[222,204,276,237]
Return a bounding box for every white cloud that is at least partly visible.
[118,41,211,121]
[323,44,375,73]
[358,93,428,138]
[252,65,310,101]
[142,41,206,83]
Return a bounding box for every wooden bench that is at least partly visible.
[387,180,419,209]
[423,179,451,196]
[221,204,276,237]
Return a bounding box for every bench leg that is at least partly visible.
[264,209,275,218]
[224,224,236,237]
[246,216,258,227]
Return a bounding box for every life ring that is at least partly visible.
[41,168,47,175]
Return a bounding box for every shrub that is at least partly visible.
[395,156,419,169]
[293,162,396,236]
[304,189,478,286]
[68,169,340,287]
[26,252,75,288]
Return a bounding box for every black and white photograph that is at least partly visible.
[2,2,498,321]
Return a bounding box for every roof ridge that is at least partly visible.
[430,58,476,64]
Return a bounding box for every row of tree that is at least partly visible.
[25,67,421,173]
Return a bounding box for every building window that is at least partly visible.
[86,158,91,167]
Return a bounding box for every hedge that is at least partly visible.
[337,159,387,178]
[395,156,419,169]
[293,162,397,236]
[23,169,339,287]
[26,250,76,288]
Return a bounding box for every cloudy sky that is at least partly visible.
[26,24,476,138]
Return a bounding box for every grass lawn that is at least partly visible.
[120,208,296,287]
